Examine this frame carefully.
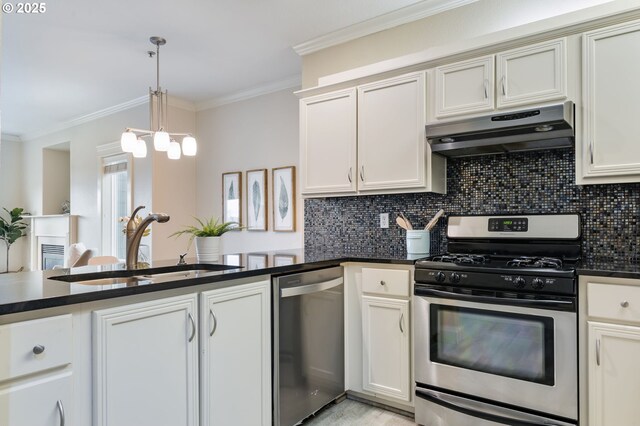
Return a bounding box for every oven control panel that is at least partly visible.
[488,217,528,232]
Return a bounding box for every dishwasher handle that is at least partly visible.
[280,277,343,298]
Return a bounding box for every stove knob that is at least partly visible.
[514,276,526,289]
[450,272,461,283]
[532,278,545,289]
[435,272,446,283]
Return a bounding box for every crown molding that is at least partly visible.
[293,0,479,56]
[1,133,22,142]
[195,75,300,111]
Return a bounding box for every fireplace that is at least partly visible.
[41,244,65,270]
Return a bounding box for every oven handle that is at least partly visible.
[416,389,568,426]
[415,287,575,311]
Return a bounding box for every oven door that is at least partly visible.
[414,287,577,421]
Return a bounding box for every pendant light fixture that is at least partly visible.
[120,36,197,159]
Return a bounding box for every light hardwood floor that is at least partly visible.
[303,398,416,425]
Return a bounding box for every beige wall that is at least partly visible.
[194,88,302,255]
[302,0,612,87]
[0,137,26,271]
[42,148,70,215]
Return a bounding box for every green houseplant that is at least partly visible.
[0,207,28,273]
[170,217,239,262]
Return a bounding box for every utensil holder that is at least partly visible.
[406,230,430,255]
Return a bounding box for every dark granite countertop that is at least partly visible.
[578,258,640,280]
[0,249,422,316]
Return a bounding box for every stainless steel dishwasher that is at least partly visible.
[273,266,345,426]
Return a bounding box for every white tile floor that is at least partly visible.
[303,398,416,426]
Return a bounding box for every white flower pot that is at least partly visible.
[194,236,221,262]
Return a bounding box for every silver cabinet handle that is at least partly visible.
[57,400,65,426]
[380,280,386,286]
[348,167,352,183]
[501,76,506,96]
[483,79,489,99]
[621,301,629,308]
[33,345,45,355]
[209,308,218,337]
[359,166,365,182]
[187,313,196,342]
[596,338,601,366]
[589,141,594,164]
[399,313,404,333]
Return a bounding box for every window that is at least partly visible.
[101,154,131,260]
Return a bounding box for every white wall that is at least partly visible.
[195,88,302,254]
[0,137,26,271]
[42,148,70,215]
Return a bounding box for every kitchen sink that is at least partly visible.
[49,263,241,285]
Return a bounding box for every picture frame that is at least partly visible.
[247,253,268,270]
[222,172,242,229]
[273,253,297,267]
[272,166,296,232]
[246,169,268,231]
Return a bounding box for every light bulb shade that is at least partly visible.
[153,131,170,151]
[133,138,147,158]
[182,136,197,156]
[120,131,137,152]
[167,140,181,160]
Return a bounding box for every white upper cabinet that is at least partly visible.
[432,38,567,121]
[358,72,441,192]
[579,20,640,183]
[300,88,357,195]
[434,55,494,118]
[300,72,446,197]
[496,38,566,108]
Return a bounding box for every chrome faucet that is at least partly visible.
[125,205,170,269]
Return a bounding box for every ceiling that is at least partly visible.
[1,0,465,139]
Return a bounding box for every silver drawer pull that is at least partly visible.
[209,309,218,337]
[57,400,65,426]
[596,338,601,366]
[399,313,404,334]
[621,301,630,308]
[188,313,196,342]
[33,345,45,355]
[380,280,386,286]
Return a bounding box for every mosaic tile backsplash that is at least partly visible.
[304,148,640,260]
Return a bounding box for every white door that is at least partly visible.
[581,20,640,182]
[357,72,427,191]
[588,321,640,426]
[300,88,357,195]
[434,55,494,118]
[362,295,410,402]
[0,372,72,426]
[201,280,271,426]
[496,38,566,108]
[93,295,199,426]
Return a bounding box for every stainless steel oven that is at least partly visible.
[413,214,580,426]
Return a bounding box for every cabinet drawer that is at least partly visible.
[362,268,410,297]
[588,283,640,323]
[0,314,72,382]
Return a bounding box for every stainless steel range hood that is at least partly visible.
[426,101,574,157]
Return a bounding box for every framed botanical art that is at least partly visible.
[272,166,296,232]
[222,172,242,229]
[274,253,296,267]
[247,253,268,270]
[246,169,268,231]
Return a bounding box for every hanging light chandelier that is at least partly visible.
[120,36,197,160]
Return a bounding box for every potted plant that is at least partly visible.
[170,217,239,262]
[0,207,28,273]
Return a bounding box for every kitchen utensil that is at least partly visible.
[396,216,409,230]
[425,209,445,230]
[400,213,413,230]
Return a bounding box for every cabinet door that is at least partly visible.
[300,88,357,195]
[0,372,72,426]
[496,38,566,108]
[93,294,199,426]
[588,321,640,426]
[201,280,270,426]
[582,20,640,181]
[362,295,410,402]
[358,72,428,191]
[434,55,494,118]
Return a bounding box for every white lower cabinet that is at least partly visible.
[588,321,640,426]
[93,294,199,426]
[200,280,271,426]
[361,295,410,402]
